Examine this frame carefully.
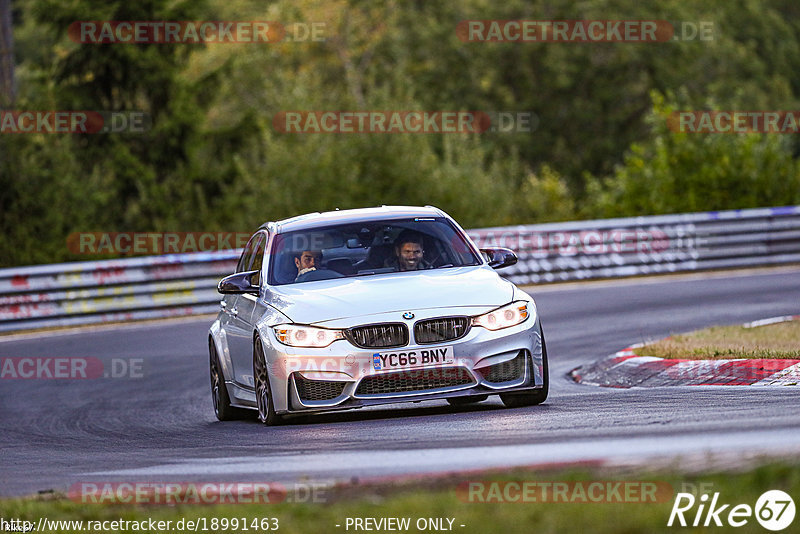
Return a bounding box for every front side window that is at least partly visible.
[250,233,269,285]
[237,233,264,273]
[268,218,481,286]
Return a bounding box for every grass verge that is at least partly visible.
[1,462,799,534]
[642,320,800,360]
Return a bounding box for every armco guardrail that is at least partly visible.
[466,205,800,284]
[1,206,798,332]
[0,252,239,332]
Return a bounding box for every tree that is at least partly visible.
[584,92,800,217]
[0,0,13,106]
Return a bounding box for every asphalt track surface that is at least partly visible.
[1,268,799,498]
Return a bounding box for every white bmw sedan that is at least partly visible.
[209,206,548,424]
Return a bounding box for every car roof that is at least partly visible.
[259,205,449,234]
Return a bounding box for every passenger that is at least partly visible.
[294,250,322,280]
[385,230,431,271]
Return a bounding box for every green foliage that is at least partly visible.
[583,92,800,217]
[3,0,800,266]
[2,462,800,534]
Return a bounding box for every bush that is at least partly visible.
[583,92,800,217]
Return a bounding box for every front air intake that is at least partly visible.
[294,375,347,401]
[355,367,474,396]
[414,316,470,344]
[347,323,408,348]
[481,351,527,383]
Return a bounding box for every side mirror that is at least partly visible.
[218,270,260,295]
[480,247,518,270]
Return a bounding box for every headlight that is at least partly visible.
[273,325,345,347]
[472,301,529,331]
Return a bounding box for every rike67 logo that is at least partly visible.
[668,490,795,530]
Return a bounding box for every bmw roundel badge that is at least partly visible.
[403,312,415,320]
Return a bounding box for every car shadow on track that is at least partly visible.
[211,398,552,427]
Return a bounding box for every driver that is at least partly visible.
[294,250,322,280]
[385,230,431,271]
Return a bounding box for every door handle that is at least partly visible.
[230,307,238,317]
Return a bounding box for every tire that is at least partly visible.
[209,339,249,421]
[253,336,282,425]
[500,325,549,408]
[446,395,489,406]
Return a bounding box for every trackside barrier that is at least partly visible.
[1,206,798,332]
[0,252,239,332]
[466,205,800,284]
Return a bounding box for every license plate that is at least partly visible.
[372,346,454,370]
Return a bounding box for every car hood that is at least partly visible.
[265,266,515,324]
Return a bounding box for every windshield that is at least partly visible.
[268,217,481,285]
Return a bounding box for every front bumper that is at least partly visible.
[262,313,544,415]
